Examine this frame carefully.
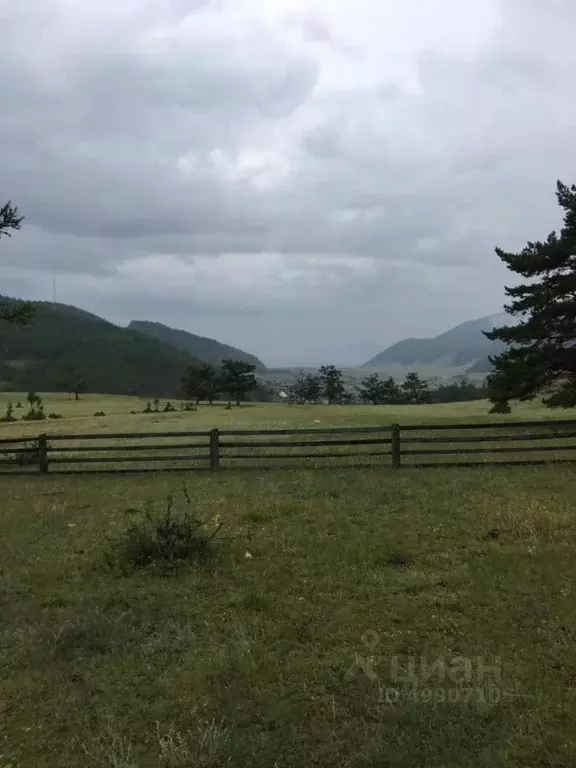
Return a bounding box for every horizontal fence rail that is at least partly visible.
[0,419,576,475]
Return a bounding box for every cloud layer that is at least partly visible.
[2,0,575,364]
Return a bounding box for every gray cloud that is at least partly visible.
[1,0,575,364]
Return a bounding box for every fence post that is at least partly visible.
[391,424,401,469]
[38,433,49,474]
[209,428,220,471]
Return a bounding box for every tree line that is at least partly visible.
[182,359,265,405]
[287,367,487,405]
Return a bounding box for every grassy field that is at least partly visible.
[1,394,576,472]
[1,396,576,766]
[1,392,575,438]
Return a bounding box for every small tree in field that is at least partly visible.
[358,374,382,404]
[358,374,404,404]
[290,371,323,404]
[485,180,576,409]
[220,359,257,406]
[303,373,323,404]
[182,363,220,405]
[0,402,16,423]
[287,371,306,404]
[401,372,432,404]
[23,392,46,421]
[62,364,87,400]
[381,376,403,404]
[319,365,345,404]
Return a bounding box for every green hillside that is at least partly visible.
[129,320,266,371]
[0,298,200,397]
[363,313,508,371]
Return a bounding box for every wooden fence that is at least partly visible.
[1,418,576,475]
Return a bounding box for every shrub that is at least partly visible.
[22,410,47,421]
[143,402,153,414]
[153,398,160,412]
[163,401,175,412]
[106,485,223,573]
[22,392,46,421]
[22,406,47,421]
[0,403,16,423]
[48,412,63,419]
[16,402,22,408]
[94,411,106,417]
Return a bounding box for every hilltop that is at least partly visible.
[0,298,200,397]
[363,313,509,374]
[129,320,266,371]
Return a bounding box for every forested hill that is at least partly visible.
[0,298,200,397]
[129,320,266,371]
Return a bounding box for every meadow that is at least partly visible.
[0,391,572,436]
[1,395,576,766]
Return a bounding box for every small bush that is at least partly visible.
[22,392,46,421]
[143,402,153,414]
[106,485,223,572]
[48,412,63,419]
[184,402,197,412]
[153,398,160,412]
[16,401,22,408]
[0,402,16,423]
[22,406,47,421]
[163,401,175,412]
[130,410,138,414]
[94,411,106,417]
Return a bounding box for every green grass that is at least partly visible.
[1,466,575,766]
[1,396,576,765]
[0,393,575,439]
[1,395,576,473]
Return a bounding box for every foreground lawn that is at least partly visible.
[1,465,575,766]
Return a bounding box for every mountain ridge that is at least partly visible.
[363,313,510,372]
[0,297,202,397]
[128,320,266,371]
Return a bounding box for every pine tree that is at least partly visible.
[485,180,576,409]
[358,374,384,404]
[0,202,23,240]
[220,359,257,406]
[287,371,306,404]
[319,365,345,404]
[401,372,432,404]
[381,376,403,404]
[303,373,322,404]
[1,201,33,325]
[182,363,220,404]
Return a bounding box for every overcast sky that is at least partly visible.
[1,0,575,366]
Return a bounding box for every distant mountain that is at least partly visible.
[128,320,266,371]
[0,297,200,397]
[363,313,511,373]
